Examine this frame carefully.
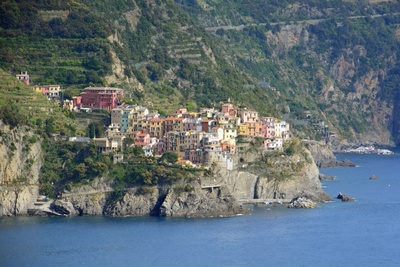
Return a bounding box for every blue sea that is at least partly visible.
[1,150,400,267]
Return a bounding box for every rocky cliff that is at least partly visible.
[0,122,329,217]
[216,143,330,202]
[304,141,338,168]
[0,121,42,216]
[52,178,247,218]
[50,138,330,217]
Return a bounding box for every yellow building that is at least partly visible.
[237,125,246,135]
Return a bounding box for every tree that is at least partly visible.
[44,117,55,136]
[133,146,145,156]
[87,122,104,138]
[74,163,87,180]
[0,103,26,129]
[90,161,108,175]
[124,137,134,147]
[160,152,178,164]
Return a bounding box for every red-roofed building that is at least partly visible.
[134,132,150,147]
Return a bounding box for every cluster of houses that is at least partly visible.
[17,72,123,110]
[16,73,291,167]
[94,100,290,167]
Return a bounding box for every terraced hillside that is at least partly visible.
[2,0,400,144]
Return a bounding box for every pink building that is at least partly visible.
[73,96,82,109]
[260,117,275,138]
[221,103,237,116]
[134,132,151,147]
[240,110,259,123]
[80,87,124,110]
[174,108,187,115]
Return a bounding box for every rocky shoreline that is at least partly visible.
[1,128,332,217]
[305,141,356,168]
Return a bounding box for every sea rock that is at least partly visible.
[336,159,356,167]
[288,197,317,208]
[337,193,355,202]
[369,175,379,180]
[319,173,336,181]
[51,199,78,216]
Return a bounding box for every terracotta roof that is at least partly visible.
[150,118,164,122]
[134,142,147,146]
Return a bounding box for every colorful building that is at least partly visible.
[149,118,165,139]
[16,71,30,85]
[80,87,124,110]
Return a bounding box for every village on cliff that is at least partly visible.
[17,72,291,167]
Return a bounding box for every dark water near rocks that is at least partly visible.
[1,150,400,267]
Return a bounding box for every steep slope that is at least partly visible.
[0,70,81,215]
[2,0,400,144]
[177,0,400,145]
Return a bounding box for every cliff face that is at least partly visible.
[50,139,329,217]
[304,141,338,168]
[264,25,394,145]
[0,121,329,217]
[53,178,247,218]
[216,147,330,202]
[0,122,42,216]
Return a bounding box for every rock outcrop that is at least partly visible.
[305,141,356,168]
[337,159,356,167]
[52,182,247,217]
[288,197,317,209]
[216,141,331,203]
[319,174,336,181]
[305,141,338,168]
[0,186,39,216]
[337,193,355,202]
[159,187,246,218]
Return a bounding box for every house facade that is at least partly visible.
[80,87,124,110]
[16,71,30,85]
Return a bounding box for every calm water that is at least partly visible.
[1,151,400,267]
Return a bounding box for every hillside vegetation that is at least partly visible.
[2,0,400,143]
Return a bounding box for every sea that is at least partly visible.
[1,150,400,267]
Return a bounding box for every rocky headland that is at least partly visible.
[1,124,331,217]
[49,138,330,217]
[305,140,356,168]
